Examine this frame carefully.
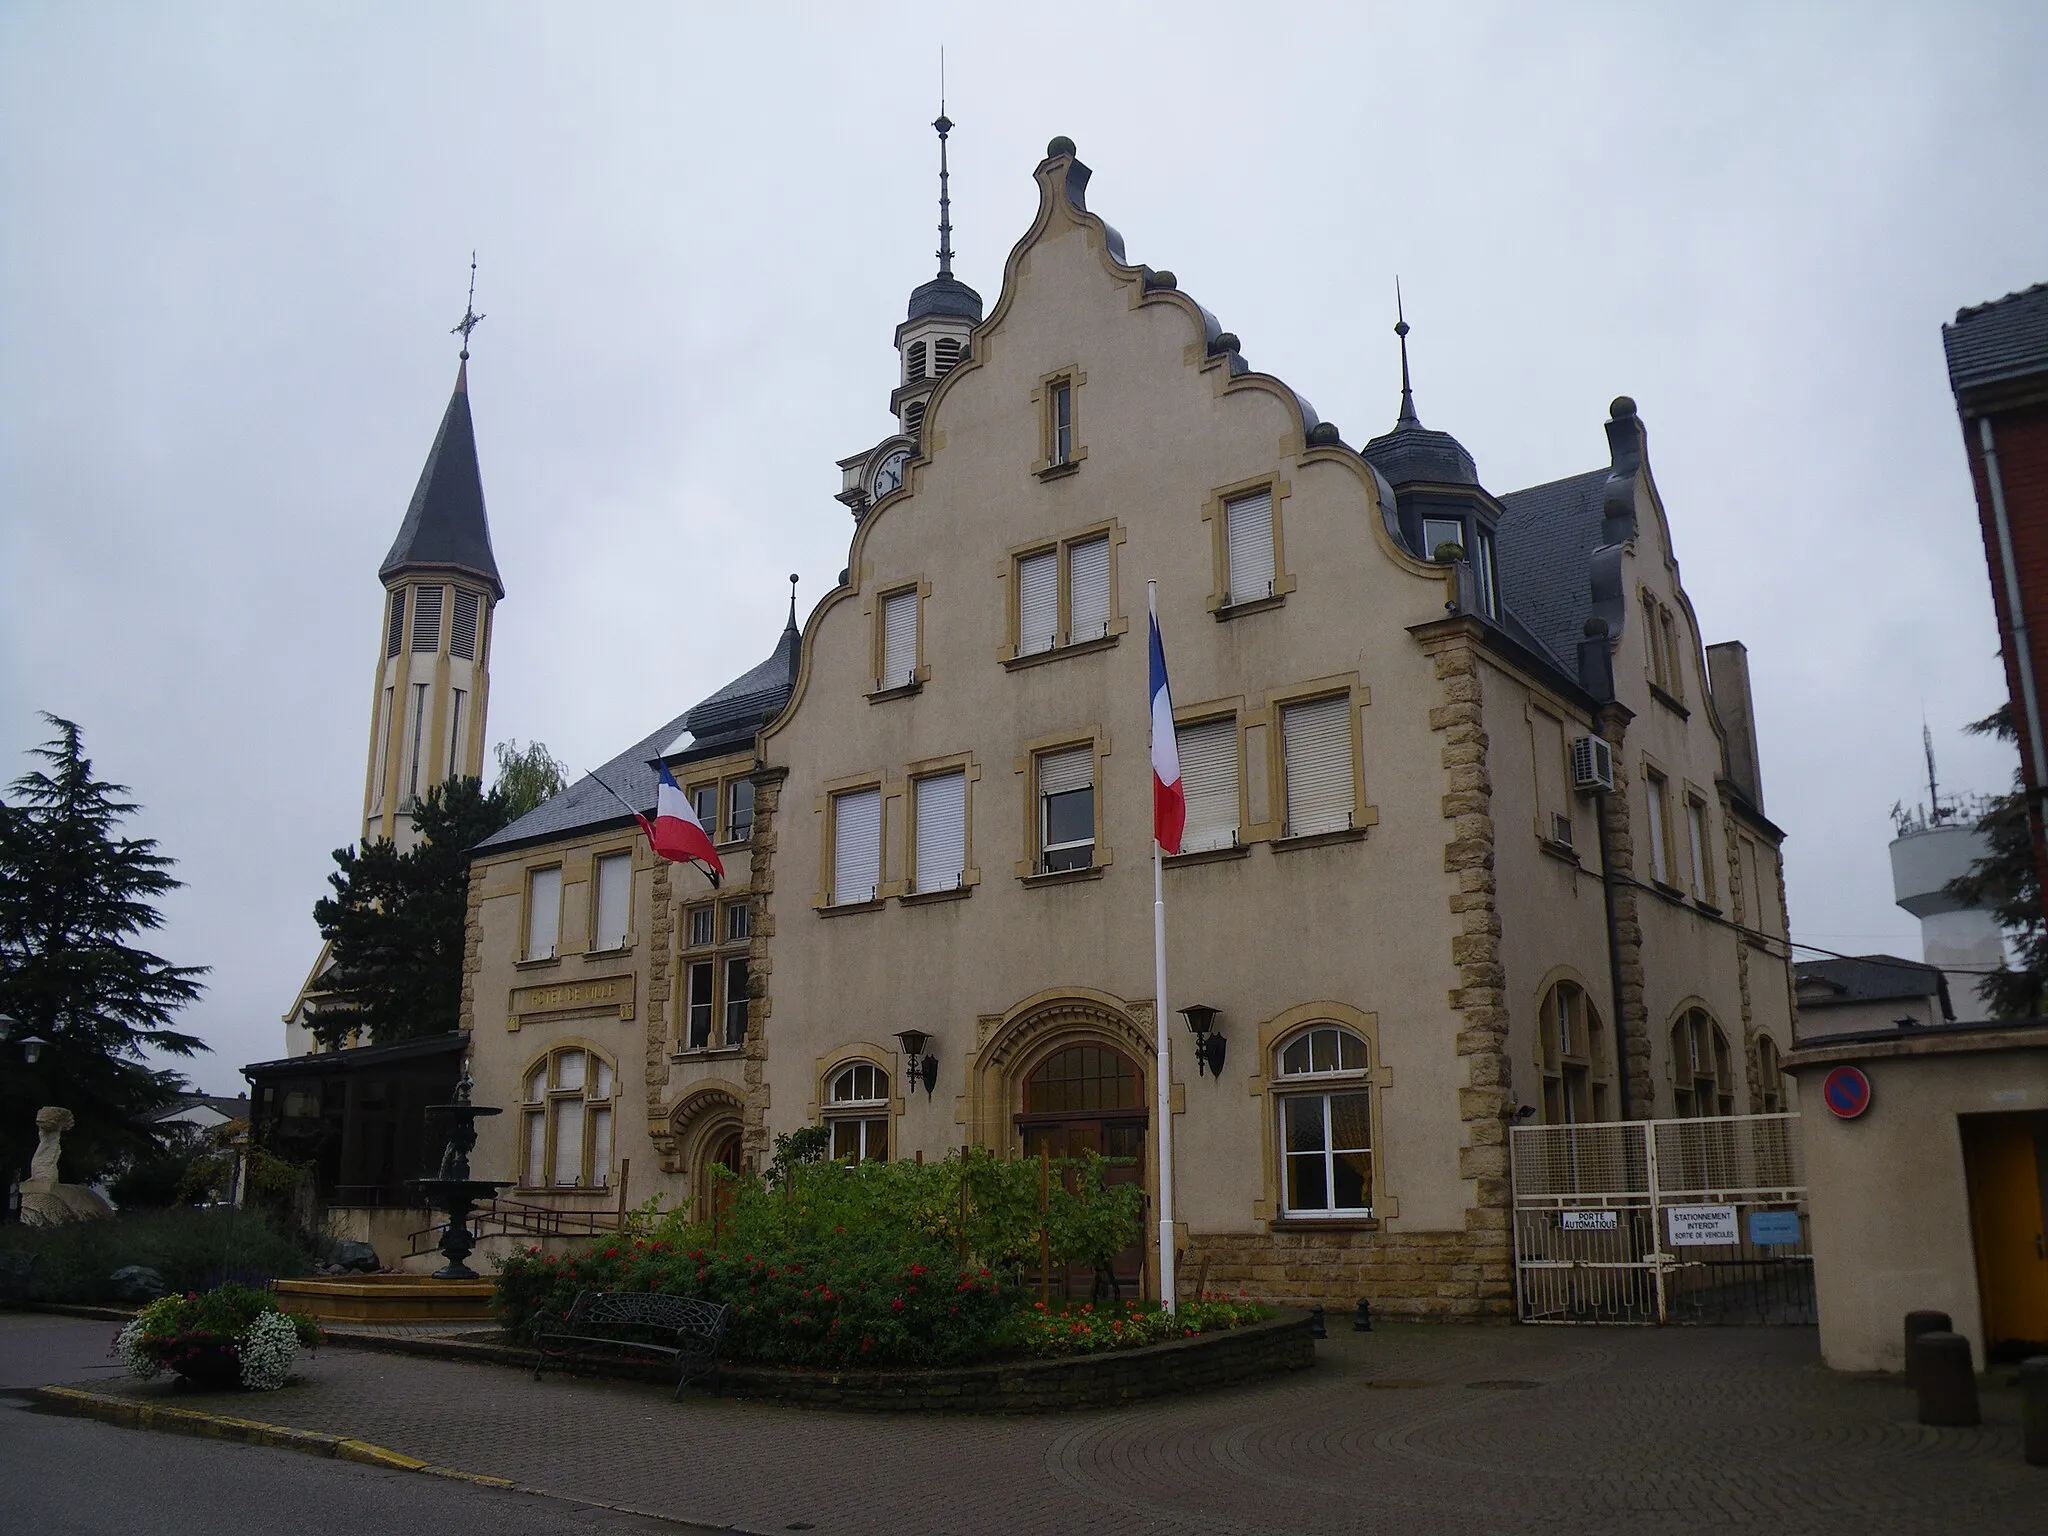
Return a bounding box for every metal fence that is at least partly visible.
[1510,1113,1813,1325]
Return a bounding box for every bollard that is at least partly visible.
[1307,1304,1327,1340]
[1354,1298,1372,1333]
[1903,1310,1952,1389]
[1913,1332,1980,1427]
[2022,1356,2048,1468]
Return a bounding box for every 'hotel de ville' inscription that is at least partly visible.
[507,974,635,1030]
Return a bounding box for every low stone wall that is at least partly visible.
[1187,1227,1514,1320]
[327,1311,1316,1413]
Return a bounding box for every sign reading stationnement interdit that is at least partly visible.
[1665,1205,1739,1246]
[507,973,636,1030]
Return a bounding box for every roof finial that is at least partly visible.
[787,572,800,630]
[1394,277,1418,427]
[451,251,485,363]
[933,54,955,280]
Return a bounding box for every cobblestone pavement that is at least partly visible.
[54,1323,2041,1535]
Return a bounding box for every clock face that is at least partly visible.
[870,449,910,502]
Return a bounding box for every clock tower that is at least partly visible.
[837,111,983,517]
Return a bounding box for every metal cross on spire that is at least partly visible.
[451,251,486,360]
[934,50,955,280]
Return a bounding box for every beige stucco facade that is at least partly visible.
[1788,1025,2048,1371]
[456,141,1796,1317]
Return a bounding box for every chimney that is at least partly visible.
[1707,640,1764,812]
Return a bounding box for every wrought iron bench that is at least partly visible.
[532,1290,733,1398]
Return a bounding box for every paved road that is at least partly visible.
[21,1312,2039,1535]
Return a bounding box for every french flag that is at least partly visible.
[636,762,724,886]
[1150,609,1185,855]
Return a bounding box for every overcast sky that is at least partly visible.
[4,4,2045,1094]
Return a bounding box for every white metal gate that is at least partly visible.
[1510,1113,1813,1325]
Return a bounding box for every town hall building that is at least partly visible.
[455,131,1796,1317]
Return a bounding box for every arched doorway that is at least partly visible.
[700,1126,743,1230]
[1016,1042,1147,1296]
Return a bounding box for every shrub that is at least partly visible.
[997,1292,1271,1359]
[117,1282,322,1390]
[0,1207,314,1303]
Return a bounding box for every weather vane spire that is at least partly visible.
[1394,277,1418,426]
[787,572,800,628]
[933,51,955,280]
[451,251,485,361]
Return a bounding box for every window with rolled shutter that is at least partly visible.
[1068,537,1111,642]
[593,853,631,951]
[1177,718,1239,852]
[1224,491,1274,604]
[451,589,480,660]
[526,866,562,960]
[832,787,882,904]
[1037,746,1095,871]
[1282,696,1354,837]
[880,589,918,688]
[914,771,967,892]
[1017,550,1058,654]
[410,585,444,652]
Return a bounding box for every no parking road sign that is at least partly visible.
[1821,1065,1872,1119]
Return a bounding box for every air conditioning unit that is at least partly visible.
[1569,736,1615,794]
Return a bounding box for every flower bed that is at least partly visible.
[115,1283,323,1391]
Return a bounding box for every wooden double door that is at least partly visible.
[1016,1043,1148,1297]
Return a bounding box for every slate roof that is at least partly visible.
[380,362,504,598]
[474,611,802,856]
[907,274,984,323]
[1362,418,1478,489]
[1943,282,2048,397]
[1794,955,1945,1006]
[1495,468,1610,674]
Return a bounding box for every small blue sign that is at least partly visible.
[1748,1210,1802,1247]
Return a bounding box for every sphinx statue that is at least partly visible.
[20,1106,114,1226]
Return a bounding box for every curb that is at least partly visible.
[32,1384,517,1488]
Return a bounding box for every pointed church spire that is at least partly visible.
[787,572,800,632]
[1394,278,1419,427]
[933,77,955,280]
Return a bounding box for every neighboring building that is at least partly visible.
[282,336,505,1056]
[1944,282,2048,907]
[459,133,1797,1314]
[144,1094,250,1137]
[1794,955,1951,1039]
[1788,1018,2048,1371]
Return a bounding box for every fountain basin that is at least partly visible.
[273,1273,496,1325]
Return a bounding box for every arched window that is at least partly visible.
[904,399,927,435]
[1274,1026,1372,1217]
[1755,1035,1786,1113]
[906,340,928,382]
[519,1046,614,1189]
[933,335,962,375]
[824,1061,890,1162]
[1671,1008,1734,1118]
[1539,981,1612,1124]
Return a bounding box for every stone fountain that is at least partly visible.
[414,1074,515,1280]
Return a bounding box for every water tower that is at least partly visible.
[1888,728,2004,1022]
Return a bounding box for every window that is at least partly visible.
[1280,695,1354,837]
[524,866,561,961]
[1671,1008,1734,1117]
[904,399,926,434]
[907,340,927,383]
[685,960,716,1049]
[1531,708,1571,847]
[879,587,919,690]
[375,686,394,803]
[688,905,715,949]
[690,783,719,834]
[446,689,465,780]
[1275,1026,1372,1217]
[1422,518,1464,561]
[451,589,480,661]
[1473,527,1498,619]
[933,336,962,375]
[386,590,406,657]
[1644,770,1672,885]
[410,585,443,653]
[1024,1043,1142,1113]
[825,1062,890,1162]
[1756,1036,1786,1113]
[406,682,429,805]
[1224,490,1275,604]
[592,852,631,951]
[723,955,749,1045]
[519,1046,615,1189]
[1176,717,1239,853]
[1036,747,1094,872]
[1010,529,1120,659]
[726,901,751,942]
[682,900,750,1049]
[831,786,882,904]
[1050,380,1072,466]
[1644,591,1684,699]
[1686,796,1714,902]
[726,778,754,843]
[1661,608,1683,699]
[1740,835,1781,937]
[913,770,968,892]
[1539,982,1611,1125]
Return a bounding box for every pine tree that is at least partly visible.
[312,777,516,1048]
[1946,704,2046,1017]
[0,715,208,1181]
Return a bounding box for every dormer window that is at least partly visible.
[907,341,928,383]
[1422,518,1464,562]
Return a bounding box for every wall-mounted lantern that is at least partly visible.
[1178,1004,1227,1079]
[895,1030,939,1098]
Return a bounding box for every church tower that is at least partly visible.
[360,298,504,851]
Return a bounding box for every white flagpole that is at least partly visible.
[1149,579,1177,1316]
